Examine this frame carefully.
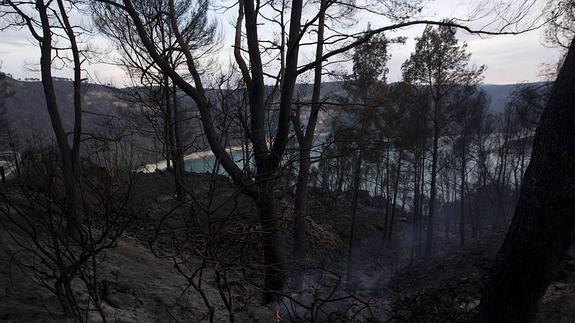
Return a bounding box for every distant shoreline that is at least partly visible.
[136,146,244,173]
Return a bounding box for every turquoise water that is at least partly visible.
[184,150,247,174]
[185,134,330,175]
[180,134,523,204]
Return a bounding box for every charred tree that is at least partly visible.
[475,36,575,323]
[290,0,328,290]
[3,0,85,238]
[402,25,484,257]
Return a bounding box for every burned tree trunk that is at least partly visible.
[346,150,363,289]
[165,78,186,200]
[475,37,575,322]
[172,82,187,200]
[425,124,440,257]
[291,0,327,290]
[460,144,466,248]
[254,180,285,304]
[39,0,83,237]
[387,150,403,247]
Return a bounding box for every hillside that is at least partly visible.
[2,78,131,149]
[1,77,533,152]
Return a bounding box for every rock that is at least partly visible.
[459,299,480,311]
[372,195,389,208]
[156,195,174,203]
[344,189,372,205]
[243,305,275,322]
[554,283,569,291]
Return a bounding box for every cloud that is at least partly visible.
[0,0,562,85]
[465,31,562,83]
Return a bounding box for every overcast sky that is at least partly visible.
[0,0,563,86]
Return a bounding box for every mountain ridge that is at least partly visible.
[1,77,542,151]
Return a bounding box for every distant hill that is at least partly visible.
[1,77,541,153]
[295,81,535,114]
[2,78,130,145]
[481,83,523,113]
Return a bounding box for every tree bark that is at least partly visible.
[166,78,186,200]
[387,150,402,247]
[255,181,285,304]
[425,123,440,257]
[475,37,575,323]
[460,143,466,247]
[346,151,362,289]
[411,148,421,260]
[172,82,186,199]
[38,0,82,237]
[291,0,327,290]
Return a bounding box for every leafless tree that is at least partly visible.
[402,25,485,257]
[476,36,575,323]
[94,0,218,200]
[544,0,575,49]
[1,0,88,237]
[450,86,490,247]
[92,0,543,303]
[0,139,136,321]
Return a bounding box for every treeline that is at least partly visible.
[302,26,549,268]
